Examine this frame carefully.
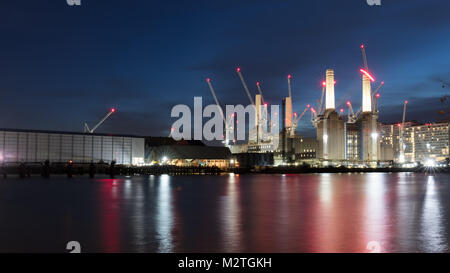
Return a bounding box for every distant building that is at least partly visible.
[0,128,145,165]
[293,136,318,160]
[234,152,274,168]
[145,137,233,169]
[380,122,449,164]
[345,122,359,161]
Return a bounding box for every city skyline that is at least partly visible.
[0,0,448,138]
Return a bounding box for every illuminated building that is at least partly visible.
[293,136,318,160]
[145,137,233,169]
[0,128,145,165]
[380,122,449,164]
[345,123,359,161]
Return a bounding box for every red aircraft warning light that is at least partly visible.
[346,101,351,105]
[256,81,260,86]
[376,93,380,98]
[287,74,292,79]
[360,68,375,82]
[322,81,326,87]
[307,104,310,108]
[206,78,211,83]
[340,108,344,113]
[236,67,241,72]
[405,100,408,104]
[111,108,116,113]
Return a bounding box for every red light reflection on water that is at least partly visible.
[98,178,123,252]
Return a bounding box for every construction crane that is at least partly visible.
[371,81,384,98]
[355,107,362,118]
[399,100,408,163]
[346,101,357,123]
[373,93,381,112]
[360,44,379,114]
[84,108,116,133]
[361,44,369,70]
[293,105,310,125]
[371,81,384,111]
[287,74,293,99]
[256,81,271,130]
[310,107,319,127]
[292,104,310,136]
[318,81,326,115]
[285,74,296,137]
[256,81,266,104]
[206,78,226,122]
[236,67,254,105]
[206,78,232,145]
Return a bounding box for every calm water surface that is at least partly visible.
[0,173,449,253]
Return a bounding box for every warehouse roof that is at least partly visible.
[144,136,204,146]
[147,145,231,160]
[0,128,143,138]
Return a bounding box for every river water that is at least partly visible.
[0,172,448,253]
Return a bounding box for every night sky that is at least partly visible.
[0,0,449,138]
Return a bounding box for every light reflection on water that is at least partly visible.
[0,173,449,253]
[156,174,173,253]
[419,176,447,252]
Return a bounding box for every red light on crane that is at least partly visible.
[376,93,380,98]
[206,78,211,83]
[360,44,365,49]
[322,81,326,87]
[111,108,116,113]
[381,81,385,85]
[360,68,375,82]
[346,101,351,105]
[311,107,316,113]
[307,104,310,108]
[236,67,241,72]
[256,81,260,86]
[404,100,408,104]
[287,74,292,79]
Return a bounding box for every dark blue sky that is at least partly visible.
[0,0,449,137]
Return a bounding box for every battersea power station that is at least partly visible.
[228,45,448,168]
[312,68,382,167]
[266,65,386,168]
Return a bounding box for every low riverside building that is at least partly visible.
[0,128,145,165]
[145,137,233,169]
